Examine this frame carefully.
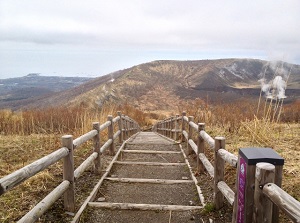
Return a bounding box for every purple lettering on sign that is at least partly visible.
[237,157,247,223]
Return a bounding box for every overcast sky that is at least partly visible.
[0,0,299,79]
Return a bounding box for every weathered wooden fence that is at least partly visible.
[0,112,139,223]
[153,111,300,223]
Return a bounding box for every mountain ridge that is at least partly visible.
[1,59,299,111]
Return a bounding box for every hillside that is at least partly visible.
[0,74,92,109]
[3,59,300,111]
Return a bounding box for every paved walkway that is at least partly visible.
[79,132,204,223]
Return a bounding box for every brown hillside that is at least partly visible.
[16,59,300,111]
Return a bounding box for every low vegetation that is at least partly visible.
[0,98,299,222]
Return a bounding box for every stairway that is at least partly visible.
[80,132,204,223]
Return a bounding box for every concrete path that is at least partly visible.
[79,132,205,223]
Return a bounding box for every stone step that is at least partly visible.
[127,132,174,145]
[125,144,180,151]
[80,208,204,223]
[119,151,185,163]
[109,163,191,180]
[96,181,201,206]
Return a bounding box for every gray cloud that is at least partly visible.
[0,0,299,78]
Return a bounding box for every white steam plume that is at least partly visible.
[272,76,286,99]
[259,76,287,99]
[259,61,289,100]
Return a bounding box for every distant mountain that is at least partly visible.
[2,59,300,111]
[0,74,93,109]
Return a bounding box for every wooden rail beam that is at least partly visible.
[200,130,215,149]
[74,152,98,179]
[217,149,238,167]
[199,153,214,178]
[0,147,69,195]
[189,121,198,132]
[188,139,197,154]
[99,120,111,132]
[100,139,113,153]
[73,130,98,149]
[88,202,203,211]
[263,183,300,222]
[18,180,70,223]
[112,116,120,123]
[217,181,235,206]
[182,130,188,141]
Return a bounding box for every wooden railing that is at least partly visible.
[0,111,140,223]
[153,111,300,223]
[253,163,300,222]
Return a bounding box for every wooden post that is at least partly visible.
[197,123,205,173]
[128,119,131,136]
[169,119,172,138]
[174,114,179,141]
[170,117,174,139]
[129,119,133,136]
[126,117,129,139]
[232,148,284,223]
[107,115,115,155]
[92,122,101,174]
[166,119,169,138]
[165,120,168,137]
[187,116,194,155]
[126,116,130,138]
[132,120,135,135]
[117,111,123,143]
[158,122,160,134]
[214,136,225,210]
[135,122,138,133]
[62,135,75,213]
[181,111,186,142]
[253,162,275,223]
[133,122,136,134]
[124,116,128,140]
[273,165,283,223]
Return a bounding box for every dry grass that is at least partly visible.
[0,103,121,135]
[0,98,299,222]
[0,134,62,222]
[178,99,299,222]
[0,103,127,222]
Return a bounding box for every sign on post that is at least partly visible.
[233,148,284,223]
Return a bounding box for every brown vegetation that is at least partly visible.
[0,97,299,222]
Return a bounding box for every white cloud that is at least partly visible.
[0,0,299,78]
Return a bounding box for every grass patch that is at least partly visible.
[202,203,215,214]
